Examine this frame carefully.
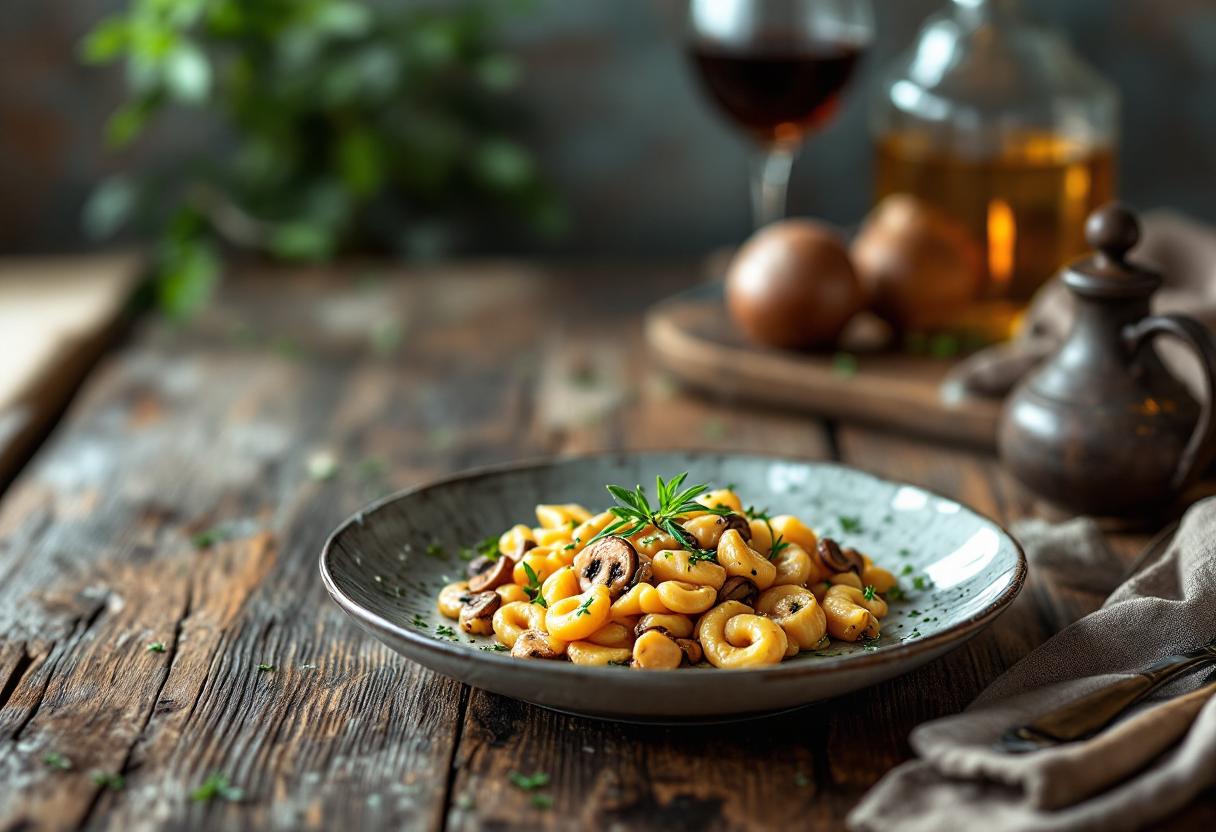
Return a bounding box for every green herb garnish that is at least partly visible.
[426,542,446,559]
[901,565,914,576]
[411,614,427,629]
[43,753,72,770]
[574,596,594,618]
[257,663,275,671]
[459,536,500,562]
[436,625,456,637]
[481,644,509,652]
[913,576,931,591]
[92,772,126,790]
[839,516,862,534]
[522,563,547,608]
[508,771,551,790]
[191,772,244,803]
[863,585,876,601]
[147,642,166,653]
[191,527,226,548]
[886,586,905,601]
[590,474,731,554]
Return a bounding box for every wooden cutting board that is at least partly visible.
[0,251,143,487]
[645,282,1003,449]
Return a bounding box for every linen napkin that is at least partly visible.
[847,495,1216,832]
[945,209,1216,400]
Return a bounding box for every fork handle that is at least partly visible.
[1009,647,1216,747]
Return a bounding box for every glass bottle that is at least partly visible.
[872,0,1118,302]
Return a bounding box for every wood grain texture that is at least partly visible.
[0,259,1209,831]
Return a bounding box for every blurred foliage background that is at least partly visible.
[2,0,1216,305]
[78,0,562,316]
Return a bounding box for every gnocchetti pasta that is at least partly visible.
[434,474,900,669]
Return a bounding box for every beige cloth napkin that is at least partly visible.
[946,210,1216,400]
[847,495,1216,832]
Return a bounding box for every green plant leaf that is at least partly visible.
[164,42,211,102]
[157,234,220,320]
[82,176,137,240]
[269,223,334,261]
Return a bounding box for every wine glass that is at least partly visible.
[688,0,874,229]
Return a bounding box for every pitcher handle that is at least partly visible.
[1123,315,1216,491]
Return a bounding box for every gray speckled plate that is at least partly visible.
[320,452,1026,722]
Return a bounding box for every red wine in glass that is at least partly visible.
[691,38,863,144]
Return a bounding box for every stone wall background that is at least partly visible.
[2,0,1214,256]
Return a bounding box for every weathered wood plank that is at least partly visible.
[0,262,633,831]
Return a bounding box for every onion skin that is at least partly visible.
[850,194,983,332]
[726,219,866,350]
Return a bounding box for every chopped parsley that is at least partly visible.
[901,565,914,576]
[43,753,71,770]
[191,772,244,803]
[508,771,551,790]
[92,772,126,790]
[522,563,547,608]
[436,625,456,637]
[913,576,931,591]
[354,457,387,480]
[886,586,905,601]
[574,597,595,618]
[191,527,226,548]
[899,548,911,557]
[411,614,427,629]
[257,663,275,671]
[863,585,876,601]
[839,516,862,534]
[562,542,576,551]
[481,644,509,652]
[459,536,500,562]
[147,642,166,653]
[425,542,446,560]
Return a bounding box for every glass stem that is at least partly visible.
[750,144,797,229]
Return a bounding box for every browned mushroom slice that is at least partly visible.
[721,513,753,542]
[818,538,863,573]
[459,591,501,635]
[717,576,760,607]
[628,559,654,590]
[573,537,639,598]
[674,638,703,666]
[510,629,564,659]
[841,547,868,574]
[633,623,671,639]
[467,556,513,593]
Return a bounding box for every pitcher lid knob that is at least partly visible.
[1064,202,1160,296]
[1085,203,1140,266]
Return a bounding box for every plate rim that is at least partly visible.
[319,449,1027,682]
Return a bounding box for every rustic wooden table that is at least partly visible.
[1,262,1212,831]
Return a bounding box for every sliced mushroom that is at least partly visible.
[467,556,513,593]
[510,629,564,659]
[721,513,753,542]
[673,638,703,666]
[574,537,639,598]
[459,591,501,635]
[717,576,760,607]
[633,623,671,640]
[818,537,864,573]
[628,559,654,590]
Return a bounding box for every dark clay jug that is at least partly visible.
[999,204,1216,517]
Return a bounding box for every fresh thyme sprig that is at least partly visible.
[745,506,790,559]
[589,473,731,552]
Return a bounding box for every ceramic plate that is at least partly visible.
[320,452,1025,722]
